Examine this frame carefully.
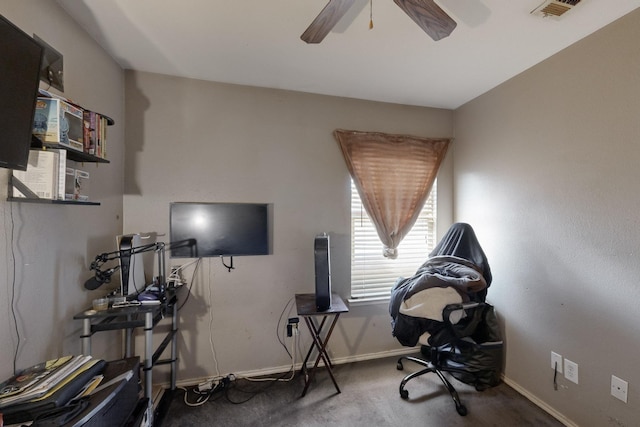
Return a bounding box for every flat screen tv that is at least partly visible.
[170,202,271,258]
[0,14,43,171]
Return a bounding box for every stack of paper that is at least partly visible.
[0,355,106,424]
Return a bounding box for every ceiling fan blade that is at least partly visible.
[394,0,457,41]
[301,0,356,44]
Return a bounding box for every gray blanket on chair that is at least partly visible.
[389,255,487,347]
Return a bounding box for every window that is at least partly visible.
[350,179,437,301]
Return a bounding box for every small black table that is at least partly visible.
[295,293,349,397]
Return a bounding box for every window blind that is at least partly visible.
[350,180,437,300]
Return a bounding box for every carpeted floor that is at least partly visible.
[160,354,564,427]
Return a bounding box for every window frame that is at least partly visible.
[349,179,437,302]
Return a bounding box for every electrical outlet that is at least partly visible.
[564,359,579,384]
[551,351,563,373]
[611,375,628,403]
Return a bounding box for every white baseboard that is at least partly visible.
[175,347,416,388]
[502,376,577,427]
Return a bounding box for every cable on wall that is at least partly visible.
[242,297,298,383]
[8,202,21,375]
[207,258,221,379]
[177,295,301,407]
[174,258,201,311]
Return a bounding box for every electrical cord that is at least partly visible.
[276,298,294,359]
[176,270,301,412]
[175,258,201,311]
[181,373,289,407]
[223,378,276,405]
[178,295,300,409]
[168,258,199,286]
[207,258,221,378]
[178,374,236,406]
[8,202,20,375]
[242,298,298,383]
[241,335,297,383]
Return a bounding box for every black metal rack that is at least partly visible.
[73,290,178,426]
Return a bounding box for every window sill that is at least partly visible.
[347,296,390,307]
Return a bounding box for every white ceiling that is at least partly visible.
[56,0,639,109]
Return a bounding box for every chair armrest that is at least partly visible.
[442,302,484,325]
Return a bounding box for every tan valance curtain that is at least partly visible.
[335,129,450,258]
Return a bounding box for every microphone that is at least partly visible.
[84,266,120,290]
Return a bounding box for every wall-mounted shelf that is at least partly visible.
[40,142,110,164]
[8,131,112,206]
[7,174,100,205]
[6,197,100,206]
[31,135,111,164]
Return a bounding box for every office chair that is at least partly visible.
[396,302,503,416]
[389,223,503,416]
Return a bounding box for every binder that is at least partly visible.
[2,359,106,425]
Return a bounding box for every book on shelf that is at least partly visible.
[101,113,108,158]
[96,112,102,158]
[81,110,109,159]
[38,88,111,160]
[11,149,59,199]
[49,148,67,200]
[96,113,105,159]
[83,110,93,154]
[11,149,70,201]
[83,110,98,156]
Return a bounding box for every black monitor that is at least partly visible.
[0,14,43,171]
[170,202,271,258]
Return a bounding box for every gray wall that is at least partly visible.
[453,9,640,427]
[0,0,125,380]
[122,70,454,381]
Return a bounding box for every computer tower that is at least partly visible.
[314,233,331,311]
[116,233,147,296]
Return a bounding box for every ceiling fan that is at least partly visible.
[301,0,457,44]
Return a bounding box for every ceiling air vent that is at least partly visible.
[531,0,582,18]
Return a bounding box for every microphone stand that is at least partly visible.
[88,242,166,300]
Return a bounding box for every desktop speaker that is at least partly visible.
[314,233,331,311]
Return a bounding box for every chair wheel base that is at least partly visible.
[396,356,470,416]
[456,404,468,416]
